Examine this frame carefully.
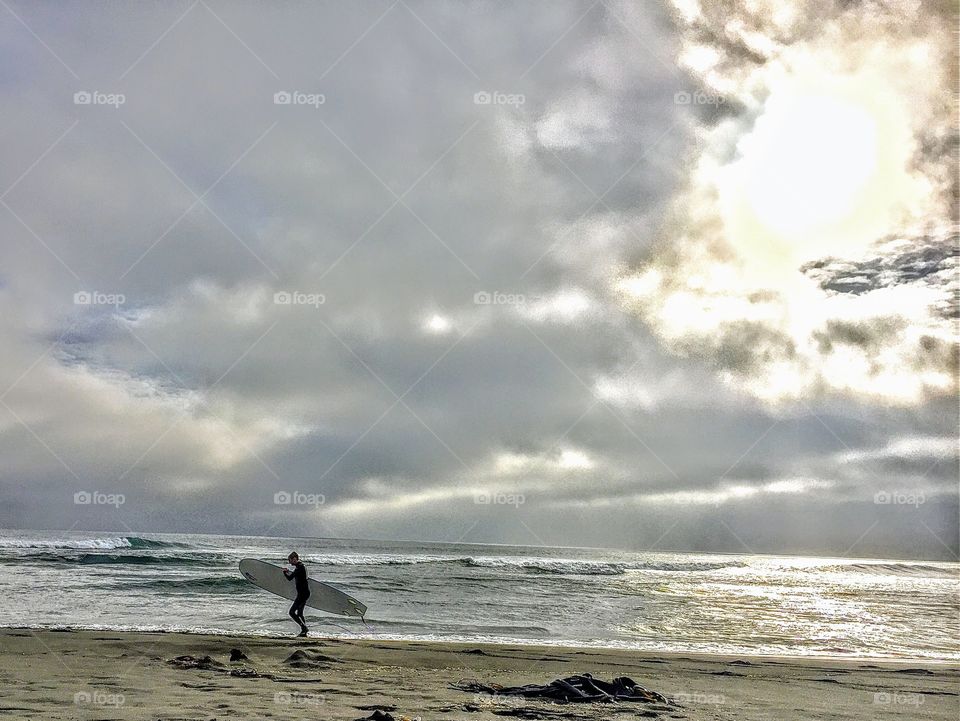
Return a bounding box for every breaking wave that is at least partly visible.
[75,553,220,566]
[833,562,958,578]
[302,554,746,576]
[0,535,191,551]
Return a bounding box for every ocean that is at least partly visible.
[1,529,956,660]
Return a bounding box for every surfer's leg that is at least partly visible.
[298,593,310,626]
[290,596,308,634]
[289,600,304,628]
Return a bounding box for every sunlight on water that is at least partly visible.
[0,530,956,660]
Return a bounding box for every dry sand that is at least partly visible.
[1,628,957,720]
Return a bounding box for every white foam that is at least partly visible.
[0,537,133,550]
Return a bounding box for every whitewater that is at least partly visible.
[1,529,956,660]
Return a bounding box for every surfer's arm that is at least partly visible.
[282,568,293,580]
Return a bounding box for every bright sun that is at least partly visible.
[743,93,878,237]
[717,67,925,274]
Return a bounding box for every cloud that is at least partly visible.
[0,1,954,558]
[802,235,958,316]
[520,288,598,324]
[551,476,834,508]
[618,0,957,405]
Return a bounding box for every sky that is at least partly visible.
[0,0,956,560]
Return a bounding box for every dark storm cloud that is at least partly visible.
[803,235,958,295]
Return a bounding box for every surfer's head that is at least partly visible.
[288,552,299,563]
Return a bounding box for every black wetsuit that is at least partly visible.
[283,562,310,632]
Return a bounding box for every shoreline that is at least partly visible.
[5,624,959,666]
[4,628,958,720]
[4,531,956,663]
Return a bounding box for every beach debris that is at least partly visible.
[167,655,226,671]
[166,653,274,680]
[354,711,395,721]
[282,649,342,668]
[454,700,587,719]
[229,668,262,678]
[454,674,669,704]
[353,711,422,721]
[229,648,249,662]
[487,709,607,719]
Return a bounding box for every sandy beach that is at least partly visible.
[2,628,956,720]
[1,0,956,717]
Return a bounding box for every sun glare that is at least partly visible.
[717,65,926,275]
[743,93,878,237]
[424,314,452,334]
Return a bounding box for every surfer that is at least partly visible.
[283,552,310,637]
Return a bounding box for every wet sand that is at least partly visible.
[1,628,957,720]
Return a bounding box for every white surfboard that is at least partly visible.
[239,558,367,619]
